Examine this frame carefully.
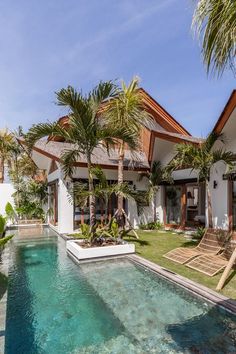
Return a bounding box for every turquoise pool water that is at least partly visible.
[5,232,236,353]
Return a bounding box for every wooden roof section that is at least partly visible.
[139,88,190,136]
[213,90,236,134]
[52,87,191,138]
[27,87,202,169]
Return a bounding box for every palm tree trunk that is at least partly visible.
[0,157,4,183]
[206,180,213,228]
[87,159,96,231]
[153,190,157,223]
[117,142,125,229]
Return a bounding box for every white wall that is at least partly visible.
[208,110,236,230]
[0,183,15,215]
[57,178,74,234]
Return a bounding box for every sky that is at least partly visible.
[0,0,235,138]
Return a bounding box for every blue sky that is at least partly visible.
[0,0,235,137]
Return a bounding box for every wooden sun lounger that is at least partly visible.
[163,229,228,265]
[186,240,236,276]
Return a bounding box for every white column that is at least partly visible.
[58,179,74,234]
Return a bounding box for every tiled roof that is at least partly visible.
[34,139,150,169]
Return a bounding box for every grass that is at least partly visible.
[124,230,236,300]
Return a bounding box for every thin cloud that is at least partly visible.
[67,0,176,60]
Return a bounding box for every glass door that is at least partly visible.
[48,182,58,225]
[166,186,182,225]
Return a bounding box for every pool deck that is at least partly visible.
[128,254,236,315]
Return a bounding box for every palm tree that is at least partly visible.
[166,132,235,228]
[192,0,236,76]
[104,77,150,227]
[138,161,164,223]
[26,82,136,230]
[0,130,16,183]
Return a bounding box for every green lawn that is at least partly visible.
[125,230,236,300]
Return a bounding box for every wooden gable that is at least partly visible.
[49,160,58,174]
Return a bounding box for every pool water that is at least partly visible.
[5,234,236,353]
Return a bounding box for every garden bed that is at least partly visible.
[67,239,135,262]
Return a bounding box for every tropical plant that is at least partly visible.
[139,221,163,230]
[0,130,16,183]
[72,166,140,238]
[194,226,206,240]
[5,202,16,224]
[12,178,47,221]
[0,234,14,247]
[104,77,150,228]
[166,132,235,227]
[26,82,135,230]
[103,219,133,240]
[192,0,236,76]
[0,215,6,237]
[138,161,165,222]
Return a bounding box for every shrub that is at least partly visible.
[194,227,205,240]
[139,221,163,230]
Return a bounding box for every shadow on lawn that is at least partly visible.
[223,269,236,288]
[178,240,197,248]
[125,237,150,247]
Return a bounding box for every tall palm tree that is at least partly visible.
[104,77,150,227]
[0,130,16,183]
[138,161,164,223]
[26,82,137,230]
[192,0,236,76]
[167,132,234,228]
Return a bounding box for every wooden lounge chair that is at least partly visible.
[163,229,228,265]
[186,240,236,276]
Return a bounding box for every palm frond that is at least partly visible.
[60,149,81,177]
[211,149,235,167]
[25,122,58,147]
[89,80,117,109]
[203,131,223,152]
[90,166,108,189]
[192,0,236,76]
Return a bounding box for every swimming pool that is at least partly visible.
[5,232,236,353]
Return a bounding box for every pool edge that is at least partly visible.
[128,254,236,315]
[0,242,11,353]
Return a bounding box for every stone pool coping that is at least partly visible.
[128,254,236,315]
[0,243,11,353]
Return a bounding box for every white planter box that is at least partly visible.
[67,240,135,262]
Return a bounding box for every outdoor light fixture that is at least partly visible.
[213,180,218,189]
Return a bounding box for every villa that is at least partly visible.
[22,89,236,235]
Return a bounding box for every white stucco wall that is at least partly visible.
[209,162,228,229]
[208,109,236,230]
[0,183,15,215]
[57,178,74,234]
